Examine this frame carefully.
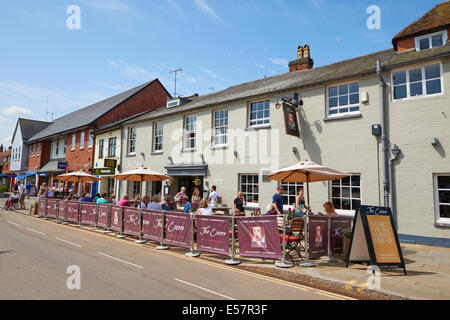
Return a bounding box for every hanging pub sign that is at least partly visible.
[346,205,407,275]
[283,102,300,137]
[104,159,117,168]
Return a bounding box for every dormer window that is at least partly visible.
[415,31,447,51]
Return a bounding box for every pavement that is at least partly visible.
[2,197,450,300]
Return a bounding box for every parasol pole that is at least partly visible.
[135,175,147,244]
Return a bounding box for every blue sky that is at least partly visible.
[0,0,441,145]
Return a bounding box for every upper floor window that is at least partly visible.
[63,139,67,154]
[80,131,85,149]
[153,121,163,153]
[249,100,270,127]
[55,141,60,156]
[434,174,450,224]
[108,137,117,157]
[37,143,40,155]
[72,134,76,150]
[33,144,36,157]
[331,174,361,214]
[327,82,359,117]
[128,128,136,154]
[88,130,93,148]
[99,139,104,159]
[184,115,197,150]
[213,109,228,146]
[415,31,447,51]
[392,63,442,100]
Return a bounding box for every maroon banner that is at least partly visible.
[237,216,282,260]
[142,209,163,242]
[46,199,58,219]
[123,207,141,237]
[330,217,352,254]
[196,215,230,255]
[109,206,122,232]
[81,203,97,226]
[66,201,80,223]
[308,216,329,259]
[38,198,46,217]
[58,201,67,220]
[97,204,109,229]
[165,212,191,249]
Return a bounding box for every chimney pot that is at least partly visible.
[289,44,314,72]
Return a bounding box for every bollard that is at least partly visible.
[225,215,241,265]
[186,212,200,257]
[116,207,126,238]
[135,207,147,244]
[321,217,337,262]
[156,210,168,250]
[276,213,293,268]
[299,213,316,267]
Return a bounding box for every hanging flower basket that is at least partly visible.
[193,178,202,186]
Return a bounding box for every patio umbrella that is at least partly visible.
[56,171,101,197]
[112,166,173,201]
[267,161,350,207]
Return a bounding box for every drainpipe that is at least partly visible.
[118,122,125,202]
[389,145,401,228]
[377,60,389,207]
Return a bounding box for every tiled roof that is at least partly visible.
[127,43,450,125]
[393,1,450,48]
[27,79,160,142]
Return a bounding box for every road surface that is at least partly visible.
[0,209,352,300]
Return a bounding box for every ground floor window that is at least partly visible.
[280,182,303,206]
[434,174,450,224]
[330,174,361,213]
[239,174,259,204]
[128,181,141,197]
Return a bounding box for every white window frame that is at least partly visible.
[434,174,450,225]
[329,174,362,217]
[326,81,360,118]
[71,134,76,150]
[80,131,85,149]
[153,121,163,153]
[128,127,136,155]
[88,130,93,148]
[37,143,40,156]
[213,108,228,147]
[415,31,447,51]
[239,174,259,208]
[63,139,67,155]
[108,137,117,158]
[249,100,270,128]
[280,182,304,209]
[98,139,104,159]
[183,115,197,151]
[391,62,444,101]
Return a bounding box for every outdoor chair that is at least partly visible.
[279,217,305,264]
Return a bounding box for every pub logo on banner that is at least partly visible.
[196,216,230,255]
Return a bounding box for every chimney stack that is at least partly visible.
[0,145,3,152]
[289,45,314,72]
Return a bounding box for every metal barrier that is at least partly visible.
[37,198,47,218]
[97,204,109,230]
[110,205,125,238]
[46,199,58,219]
[80,203,97,227]
[66,201,80,224]
[57,200,67,224]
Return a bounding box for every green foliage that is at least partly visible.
[0,185,7,193]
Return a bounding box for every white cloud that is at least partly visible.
[1,106,34,117]
[107,60,158,82]
[86,0,130,12]
[193,0,227,26]
[269,57,288,65]
[255,63,266,70]
[198,66,219,78]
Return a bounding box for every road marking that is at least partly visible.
[175,278,235,300]
[7,220,22,227]
[98,252,144,269]
[26,227,46,235]
[54,237,83,248]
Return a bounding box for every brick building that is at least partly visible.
[26,79,171,195]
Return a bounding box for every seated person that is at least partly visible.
[139,195,150,209]
[117,194,131,207]
[182,196,192,213]
[96,193,109,204]
[4,190,20,209]
[161,196,171,211]
[265,203,277,215]
[318,202,339,217]
[147,195,162,211]
[196,199,213,215]
[78,193,93,202]
[65,193,74,201]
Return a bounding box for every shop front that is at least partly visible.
[93,167,117,197]
[165,163,208,199]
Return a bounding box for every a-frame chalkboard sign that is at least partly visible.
[346,205,407,275]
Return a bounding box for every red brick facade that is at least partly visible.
[65,129,94,173]
[27,142,50,172]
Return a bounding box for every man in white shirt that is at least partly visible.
[208,185,220,207]
[17,181,26,210]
